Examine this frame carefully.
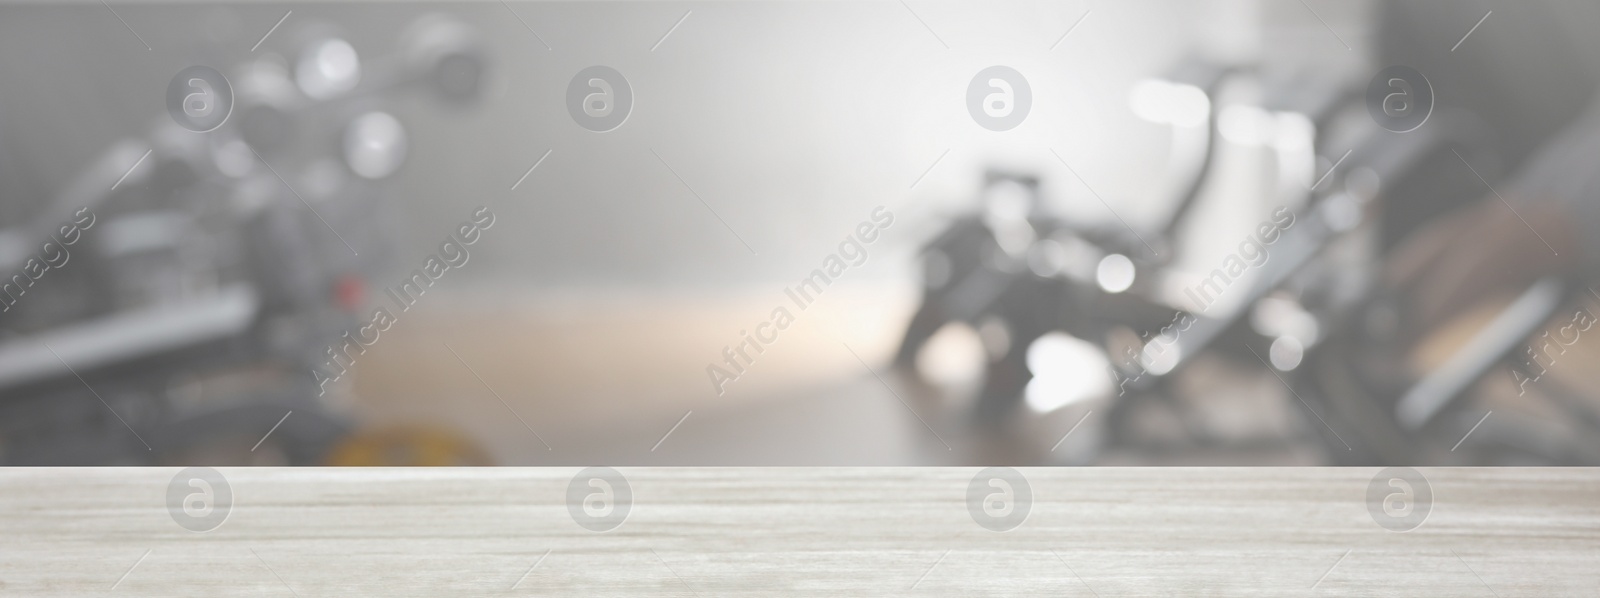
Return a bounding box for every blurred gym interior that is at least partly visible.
[4,0,1600,466]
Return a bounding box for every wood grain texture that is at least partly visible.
[1,468,1596,596]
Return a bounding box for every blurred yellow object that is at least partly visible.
[1409,292,1516,375]
[324,425,493,466]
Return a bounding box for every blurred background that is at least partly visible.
[5,0,1600,465]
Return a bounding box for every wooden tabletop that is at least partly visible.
[2,467,1596,596]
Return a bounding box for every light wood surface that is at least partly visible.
[2,468,1597,596]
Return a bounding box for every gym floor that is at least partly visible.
[343,284,1324,465]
